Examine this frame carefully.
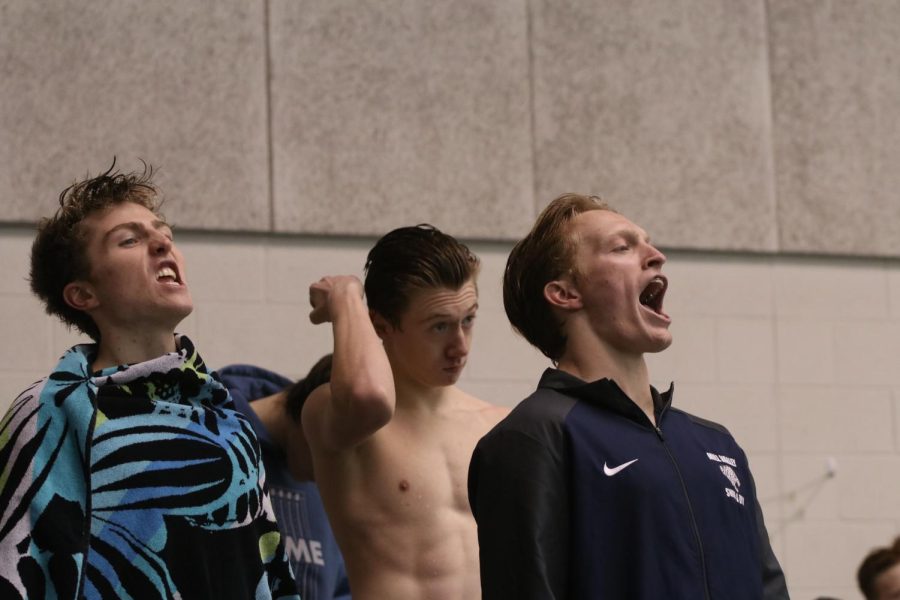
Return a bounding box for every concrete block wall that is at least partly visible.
[647,253,900,598]
[2,223,899,598]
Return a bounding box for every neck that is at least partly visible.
[557,338,655,424]
[92,328,178,371]
[250,393,290,449]
[393,377,454,412]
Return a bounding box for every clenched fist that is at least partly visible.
[309,275,365,324]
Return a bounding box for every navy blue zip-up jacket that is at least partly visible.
[468,368,789,599]
[217,364,352,600]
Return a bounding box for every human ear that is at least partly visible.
[370,311,392,339]
[543,279,583,311]
[63,281,99,312]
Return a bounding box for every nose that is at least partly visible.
[644,243,666,270]
[149,231,172,255]
[445,325,469,359]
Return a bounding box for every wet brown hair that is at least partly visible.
[364,224,479,327]
[285,354,333,422]
[503,193,611,361]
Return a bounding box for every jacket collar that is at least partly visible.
[537,367,674,426]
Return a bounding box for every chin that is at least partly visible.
[433,372,462,387]
[175,299,194,317]
[646,334,673,353]
[167,303,194,329]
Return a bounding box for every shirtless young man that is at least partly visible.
[303,225,509,599]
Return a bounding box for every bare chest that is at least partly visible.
[361,424,476,519]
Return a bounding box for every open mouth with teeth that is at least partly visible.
[639,275,667,317]
[156,265,182,285]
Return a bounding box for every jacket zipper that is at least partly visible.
[654,425,712,600]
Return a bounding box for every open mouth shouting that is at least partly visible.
[156,262,184,286]
[639,275,669,321]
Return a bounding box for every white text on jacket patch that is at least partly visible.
[706,452,745,506]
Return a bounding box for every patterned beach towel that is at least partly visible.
[0,335,299,599]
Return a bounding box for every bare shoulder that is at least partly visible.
[300,383,334,449]
[449,388,511,429]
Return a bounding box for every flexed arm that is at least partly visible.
[305,275,395,451]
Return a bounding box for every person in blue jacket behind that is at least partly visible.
[468,194,790,599]
[218,355,351,600]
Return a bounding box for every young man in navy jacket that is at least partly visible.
[468,194,789,599]
[218,356,351,600]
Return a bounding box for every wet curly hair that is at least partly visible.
[29,159,161,341]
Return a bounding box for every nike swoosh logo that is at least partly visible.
[603,459,639,476]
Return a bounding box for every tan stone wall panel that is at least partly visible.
[269,0,534,238]
[0,0,269,230]
[769,0,900,256]
[530,0,777,251]
[4,0,900,254]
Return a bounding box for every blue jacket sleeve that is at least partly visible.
[468,429,569,600]
[747,471,790,599]
[332,555,352,600]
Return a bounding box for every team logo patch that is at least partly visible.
[706,452,745,506]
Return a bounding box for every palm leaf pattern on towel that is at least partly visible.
[0,337,298,600]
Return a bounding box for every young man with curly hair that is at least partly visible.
[0,162,298,599]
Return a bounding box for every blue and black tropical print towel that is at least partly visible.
[0,335,299,599]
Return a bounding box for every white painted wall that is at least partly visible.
[2,225,897,599]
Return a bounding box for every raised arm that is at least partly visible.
[304,275,395,451]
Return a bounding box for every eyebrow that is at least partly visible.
[607,227,651,244]
[102,219,172,243]
[419,302,479,323]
